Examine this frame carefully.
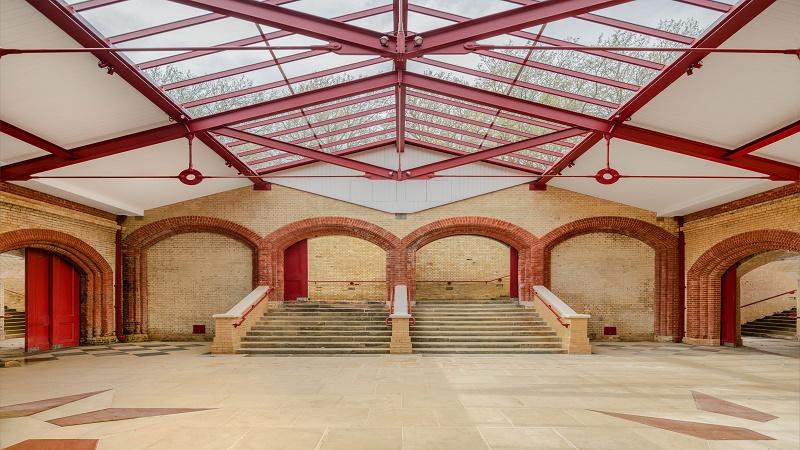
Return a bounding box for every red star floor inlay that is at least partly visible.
[0,391,109,419]
[591,410,774,440]
[2,439,98,450]
[47,408,212,426]
[691,391,778,422]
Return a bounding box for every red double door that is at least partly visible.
[25,249,81,352]
[283,240,308,301]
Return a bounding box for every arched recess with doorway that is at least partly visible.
[0,229,115,347]
[401,217,537,301]
[687,229,800,346]
[262,217,401,301]
[122,216,262,338]
[536,217,679,341]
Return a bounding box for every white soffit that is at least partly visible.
[267,144,535,213]
[629,0,800,149]
[0,133,49,165]
[549,138,789,216]
[0,0,170,148]
[13,138,250,215]
[752,133,800,165]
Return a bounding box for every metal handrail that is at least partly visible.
[740,289,796,309]
[308,280,386,283]
[532,287,570,328]
[232,290,270,328]
[416,274,510,284]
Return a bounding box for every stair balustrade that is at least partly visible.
[211,286,271,353]
[528,286,591,354]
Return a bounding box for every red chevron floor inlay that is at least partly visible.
[47,408,212,426]
[3,439,98,449]
[592,410,774,440]
[0,391,109,419]
[692,391,778,422]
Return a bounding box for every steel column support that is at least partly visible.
[0,121,74,159]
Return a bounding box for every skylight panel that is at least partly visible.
[77,0,208,36]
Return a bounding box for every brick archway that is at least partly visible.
[537,217,679,340]
[262,217,402,300]
[0,229,115,343]
[686,229,800,345]
[401,217,538,301]
[123,216,262,336]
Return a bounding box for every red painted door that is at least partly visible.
[509,247,519,298]
[51,255,81,349]
[720,264,738,346]
[284,240,308,301]
[25,249,51,352]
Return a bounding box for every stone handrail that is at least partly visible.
[526,285,591,354]
[211,286,270,354]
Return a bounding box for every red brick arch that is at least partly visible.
[262,217,402,300]
[536,217,680,340]
[122,216,262,336]
[686,229,800,344]
[401,217,539,301]
[0,229,115,343]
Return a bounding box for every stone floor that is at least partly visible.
[0,342,798,449]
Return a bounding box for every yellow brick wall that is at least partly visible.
[1,250,25,311]
[307,236,386,301]
[550,233,655,340]
[415,235,510,300]
[684,194,800,270]
[146,233,252,339]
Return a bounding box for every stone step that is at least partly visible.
[413,340,562,348]
[238,348,389,355]
[247,330,392,336]
[413,347,565,354]
[415,300,516,304]
[412,316,543,322]
[242,335,390,342]
[250,325,389,331]
[257,319,387,324]
[240,341,390,348]
[412,309,532,314]
[741,331,797,340]
[411,336,560,343]
[411,330,555,336]
[411,321,546,327]
[412,325,552,332]
[741,326,795,335]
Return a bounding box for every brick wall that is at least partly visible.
[307,236,386,301]
[146,233,253,340]
[415,236,510,300]
[551,233,655,340]
[1,250,25,311]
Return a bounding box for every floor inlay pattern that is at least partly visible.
[3,439,98,450]
[692,391,779,422]
[47,408,213,427]
[0,391,110,419]
[0,343,206,367]
[592,410,775,440]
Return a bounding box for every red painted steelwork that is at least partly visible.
[216,128,396,179]
[0,121,73,159]
[406,139,545,175]
[740,289,797,309]
[197,132,270,189]
[172,0,390,55]
[726,120,800,159]
[403,0,631,57]
[115,215,124,341]
[677,216,686,342]
[404,128,585,179]
[532,287,570,328]
[232,289,271,328]
[254,140,397,174]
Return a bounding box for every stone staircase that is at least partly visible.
[238,301,391,355]
[2,308,25,339]
[742,308,797,340]
[411,299,565,354]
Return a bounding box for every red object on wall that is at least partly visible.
[720,263,738,346]
[24,249,81,351]
[284,239,308,301]
[50,255,81,348]
[25,249,51,352]
[509,247,519,298]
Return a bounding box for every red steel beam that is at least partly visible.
[539,0,778,184]
[403,128,585,179]
[406,139,545,174]
[404,72,611,132]
[196,132,271,189]
[407,4,664,70]
[675,0,732,12]
[0,121,73,159]
[171,0,389,55]
[215,128,396,179]
[246,130,395,165]
[726,120,800,160]
[404,0,630,57]
[256,139,397,174]
[614,124,800,181]
[0,124,185,181]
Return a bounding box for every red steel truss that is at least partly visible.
[2,0,798,185]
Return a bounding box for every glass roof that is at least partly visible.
[66,0,731,176]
